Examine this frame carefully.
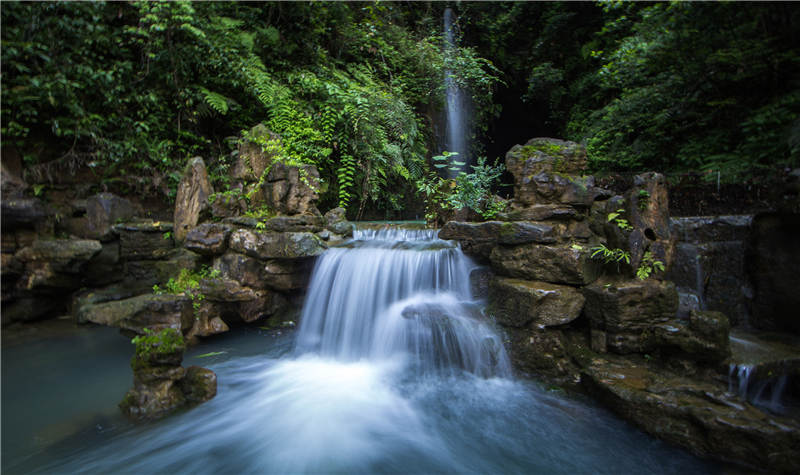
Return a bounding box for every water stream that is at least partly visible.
[443,7,470,175]
[2,229,719,473]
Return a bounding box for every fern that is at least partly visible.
[198,87,229,115]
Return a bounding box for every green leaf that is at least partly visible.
[195,351,226,358]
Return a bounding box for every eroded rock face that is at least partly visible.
[489,277,585,328]
[120,329,216,421]
[324,207,353,236]
[582,279,678,354]
[76,294,193,335]
[229,230,326,260]
[174,157,214,242]
[490,243,599,286]
[581,355,800,474]
[115,221,174,260]
[81,193,136,241]
[439,221,556,245]
[184,223,232,256]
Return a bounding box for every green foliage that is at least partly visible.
[636,251,665,280]
[153,266,220,312]
[416,153,505,224]
[131,328,184,358]
[607,209,633,232]
[590,244,631,267]
[636,190,650,211]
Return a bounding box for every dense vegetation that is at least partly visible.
[3,1,798,216]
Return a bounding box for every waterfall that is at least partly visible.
[443,7,470,177]
[296,228,511,377]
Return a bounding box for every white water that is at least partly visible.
[3,228,716,474]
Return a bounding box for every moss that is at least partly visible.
[132,328,185,358]
[521,142,566,158]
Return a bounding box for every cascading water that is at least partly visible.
[5,227,717,474]
[296,228,510,377]
[443,7,470,176]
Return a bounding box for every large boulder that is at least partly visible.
[84,193,136,241]
[173,157,213,242]
[76,293,193,335]
[490,243,599,285]
[582,279,679,354]
[489,276,585,328]
[184,223,232,256]
[439,221,556,245]
[259,162,321,216]
[115,221,174,260]
[232,123,278,182]
[212,252,313,292]
[229,230,326,260]
[124,249,202,287]
[324,207,353,236]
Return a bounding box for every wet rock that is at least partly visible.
[670,215,753,244]
[490,243,599,286]
[489,277,585,328]
[76,293,193,335]
[747,213,800,334]
[2,297,63,325]
[581,355,800,473]
[469,267,492,299]
[504,327,581,385]
[324,207,353,236]
[229,229,326,259]
[115,221,174,260]
[173,157,213,242]
[83,193,136,241]
[184,223,232,256]
[439,221,556,245]
[180,366,217,403]
[582,279,679,354]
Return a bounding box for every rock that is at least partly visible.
[232,123,278,182]
[199,278,264,302]
[666,241,752,325]
[76,293,193,335]
[490,243,599,285]
[229,230,326,259]
[84,240,123,287]
[261,214,325,233]
[84,193,136,241]
[2,297,63,325]
[260,162,321,216]
[238,291,288,323]
[71,282,152,316]
[499,204,584,222]
[15,239,102,273]
[747,213,800,334]
[125,249,202,287]
[120,378,186,420]
[173,157,214,242]
[324,207,354,236]
[184,223,232,256]
[670,215,753,244]
[626,173,674,271]
[180,366,217,403]
[489,277,585,328]
[439,221,556,245]
[1,198,53,228]
[212,252,313,291]
[581,355,800,473]
[503,327,581,385]
[211,189,247,218]
[582,279,679,354]
[506,137,588,179]
[185,302,230,339]
[115,221,174,260]
[469,267,492,299]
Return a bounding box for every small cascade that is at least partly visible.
[443,7,470,176]
[296,227,511,377]
[728,362,792,415]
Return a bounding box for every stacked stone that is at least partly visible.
[440,138,729,382]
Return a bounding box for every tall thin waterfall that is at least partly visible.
[443,7,470,176]
[296,228,511,377]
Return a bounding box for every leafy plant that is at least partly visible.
[590,243,631,269]
[607,209,633,231]
[153,266,220,313]
[637,190,650,211]
[636,251,665,280]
